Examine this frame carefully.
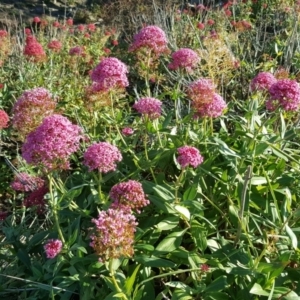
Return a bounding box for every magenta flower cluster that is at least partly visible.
[267,79,300,111]
[24,35,46,62]
[90,209,137,262]
[187,78,216,103]
[250,72,277,92]
[24,185,48,214]
[11,172,45,192]
[22,114,82,171]
[110,180,150,213]
[12,87,56,139]
[44,239,63,259]
[69,46,85,56]
[187,78,226,117]
[90,57,129,92]
[133,97,162,120]
[129,25,168,55]
[177,146,204,169]
[0,109,9,129]
[195,93,227,118]
[122,127,134,136]
[168,48,200,72]
[83,142,122,173]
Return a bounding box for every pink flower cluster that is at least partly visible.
[110,180,150,213]
[47,40,62,52]
[250,72,277,92]
[194,93,227,118]
[267,79,300,111]
[0,109,9,129]
[24,185,48,214]
[0,30,8,38]
[22,114,82,171]
[187,78,226,117]
[177,146,204,169]
[90,209,137,262]
[122,127,134,136]
[168,48,200,72]
[83,142,122,173]
[90,57,129,91]
[187,78,216,104]
[69,46,85,56]
[24,36,46,62]
[44,239,63,259]
[12,87,56,139]
[129,25,168,55]
[133,97,162,120]
[11,173,45,192]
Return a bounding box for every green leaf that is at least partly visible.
[205,292,230,300]
[124,264,140,296]
[148,194,175,213]
[204,276,228,293]
[183,185,197,201]
[191,220,207,252]
[271,147,289,162]
[250,283,270,296]
[28,231,49,248]
[173,205,190,221]
[17,249,31,270]
[155,229,187,253]
[134,244,154,252]
[134,255,176,268]
[285,225,298,250]
[213,137,240,158]
[68,217,81,247]
[156,216,179,231]
[152,184,175,201]
[251,177,267,185]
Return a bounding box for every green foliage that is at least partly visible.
[1,0,300,299]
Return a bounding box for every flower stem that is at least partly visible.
[48,175,65,244]
[174,169,185,203]
[109,259,128,299]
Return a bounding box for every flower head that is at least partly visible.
[133,97,162,120]
[24,36,46,62]
[53,20,60,28]
[110,180,150,213]
[267,79,300,111]
[194,93,227,118]
[129,25,168,55]
[177,146,204,169]
[66,18,73,26]
[24,185,48,214]
[0,109,9,129]
[47,40,62,52]
[69,46,85,56]
[122,127,134,136]
[12,87,56,139]
[11,173,45,192]
[90,209,137,262]
[22,114,82,171]
[33,16,41,23]
[187,78,216,105]
[250,72,277,92]
[87,23,96,32]
[168,48,200,73]
[90,57,129,91]
[83,142,122,173]
[44,239,63,259]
